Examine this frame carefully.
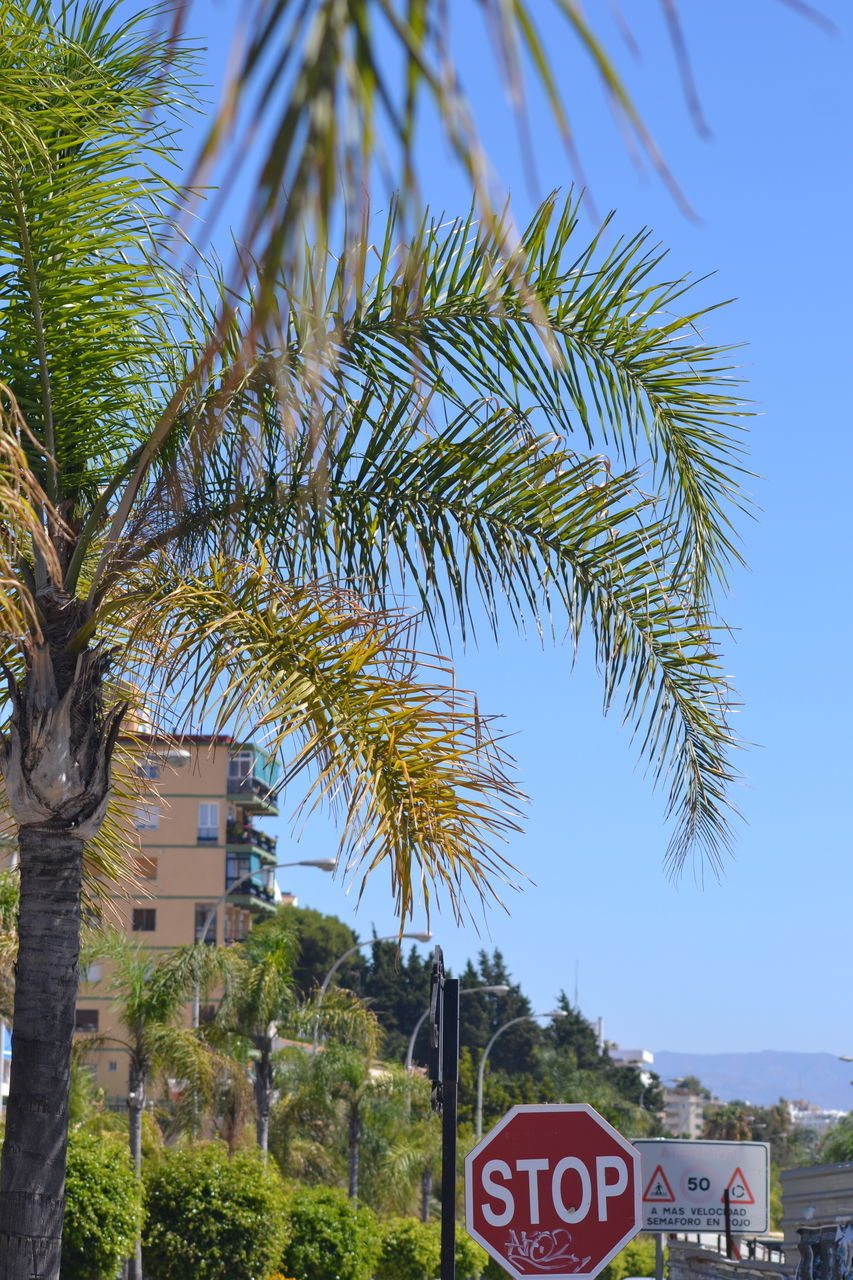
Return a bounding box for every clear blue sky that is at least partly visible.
[178,2,852,1056]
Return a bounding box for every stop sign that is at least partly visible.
[465,1104,641,1280]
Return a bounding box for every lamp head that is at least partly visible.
[298,859,338,872]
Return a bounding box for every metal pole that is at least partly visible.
[476,1011,565,1140]
[406,1008,430,1072]
[655,1234,664,1280]
[723,1188,740,1260]
[407,987,509,1073]
[440,978,459,1280]
[313,931,431,1051]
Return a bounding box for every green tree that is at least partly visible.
[93,937,227,1280]
[0,5,747,1272]
[216,909,299,1154]
[143,1143,287,1280]
[283,905,359,1000]
[380,1074,443,1221]
[675,1074,712,1098]
[361,940,433,1064]
[820,1115,853,1164]
[703,1101,755,1141]
[281,1185,380,1280]
[59,1129,143,1280]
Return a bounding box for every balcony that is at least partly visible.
[225,874,276,913]
[226,746,280,816]
[225,820,277,863]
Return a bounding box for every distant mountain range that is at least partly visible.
[653,1050,853,1112]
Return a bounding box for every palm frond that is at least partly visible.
[0,0,196,517]
[119,557,522,920]
[184,0,828,293]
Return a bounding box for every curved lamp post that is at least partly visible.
[191,858,337,1026]
[405,986,511,1072]
[312,932,432,1052]
[476,1010,567,1139]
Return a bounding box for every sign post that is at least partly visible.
[429,947,460,1280]
[634,1140,770,1237]
[465,1104,641,1280]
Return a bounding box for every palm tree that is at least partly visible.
[190,0,827,292]
[274,992,384,1201]
[0,4,746,1273]
[216,908,298,1155]
[383,1073,443,1222]
[92,936,227,1280]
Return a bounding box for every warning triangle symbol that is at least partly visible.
[643,1165,676,1203]
[723,1167,755,1205]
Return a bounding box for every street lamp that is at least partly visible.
[191,858,337,1026]
[312,932,432,1052]
[476,1010,567,1139]
[405,986,511,1072]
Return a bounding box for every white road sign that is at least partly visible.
[633,1140,769,1234]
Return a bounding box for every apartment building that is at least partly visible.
[75,734,283,1095]
[662,1085,709,1139]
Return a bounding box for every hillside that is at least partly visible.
[654,1050,853,1111]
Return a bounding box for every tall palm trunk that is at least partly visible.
[0,591,124,1280]
[254,1037,273,1156]
[0,825,83,1278]
[348,1102,361,1200]
[421,1166,433,1223]
[127,1062,146,1280]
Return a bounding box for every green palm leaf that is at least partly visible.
[118,556,522,920]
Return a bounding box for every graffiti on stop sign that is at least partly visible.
[465,1104,641,1280]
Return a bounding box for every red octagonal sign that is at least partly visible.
[465,1104,641,1280]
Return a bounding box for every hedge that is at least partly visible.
[142,1143,288,1280]
[61,1128,143,1280]
[281,1185,380,1280]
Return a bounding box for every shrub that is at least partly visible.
[61,1128,143,1280]
[281,1185,380,1280]
[599,1235,657,1280]
[377,1218,441,1280]
[455,1230,488,1279]
[143,1142,288,1280]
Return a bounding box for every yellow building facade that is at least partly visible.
[75,734,282,1097]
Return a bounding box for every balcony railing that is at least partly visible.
[226,775,274,802]
[225,821,276,855]
[224,876,275,906]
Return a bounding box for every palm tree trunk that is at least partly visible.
[127,1062,145,1280]
[254,1040,273,1156]
[421,1166,432,1222]
[0,596,124,1280]
[348,1102,361,1200]
[0,824,83,1280]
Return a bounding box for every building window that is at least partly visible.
[135,805,159,830]
[194,903,216,945]
[228,750,254,785]
[81,963,102,983]
[226,853,252,889]
[132,908,156,932]
[135,855,158,881]
[224,907,249,945]
[197,802,219,844]
[108,1060,117,1072]
[75,1009,99,1033]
